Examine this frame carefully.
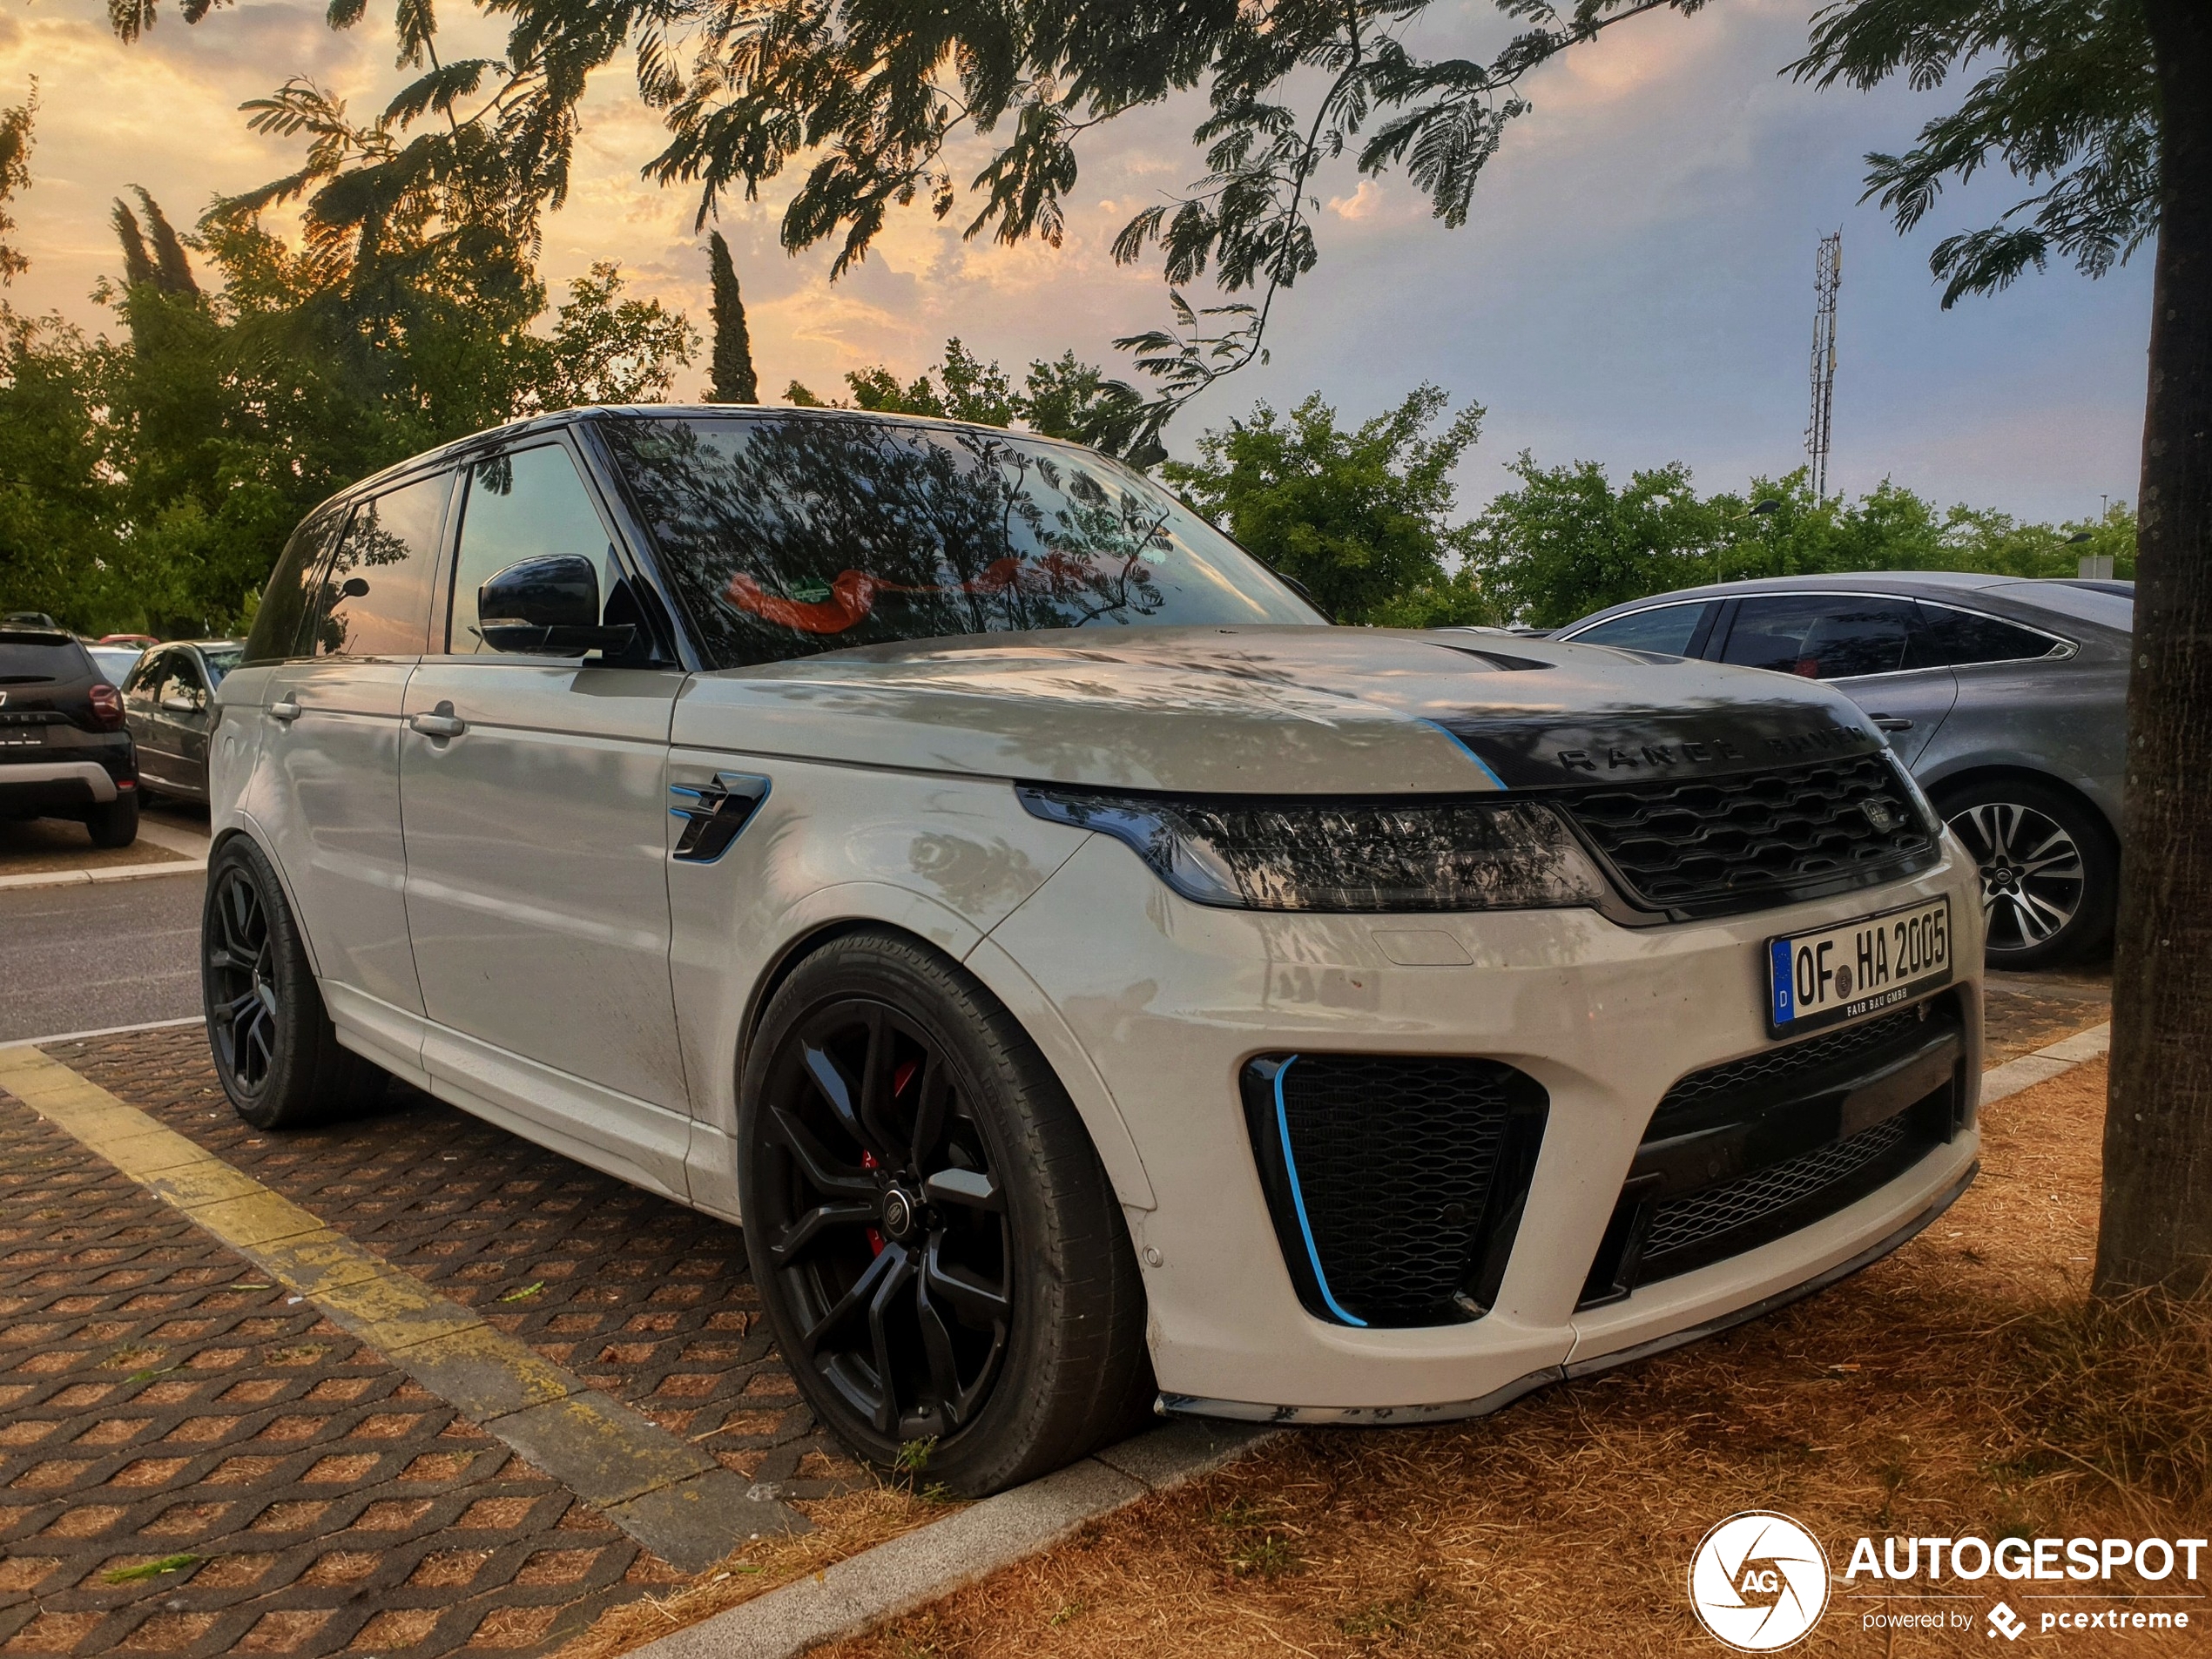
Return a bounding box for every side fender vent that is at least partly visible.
[670,772,771,863]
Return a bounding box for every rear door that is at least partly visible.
[123,650,186,788]
[1713,592,1957,766]
[157,652,214,797]
[258,472,450,1053]
[399,435,693,1200]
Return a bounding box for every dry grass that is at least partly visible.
[812,1054,2212,1659]
[552,1484,962,1659]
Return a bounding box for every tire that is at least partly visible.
[738,930,1153,1496]
[84,792,139,849]
[201,836,384,1130]
[1938,776,2117,970]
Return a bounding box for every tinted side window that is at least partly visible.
[305,473,451,658]
[1720,595,1917,680]
[1568,602,1714,656]
[1914,603,2061,667]
[245,512,345,664]
[448,446,617,654]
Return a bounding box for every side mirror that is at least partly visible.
[159,691,199,714]
[477,556,637,657]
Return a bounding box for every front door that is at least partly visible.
[1712,593,1958,767]
[399,437,693,1200]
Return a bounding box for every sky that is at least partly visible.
[0,0,2153,523]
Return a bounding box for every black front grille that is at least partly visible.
[1560,752,1937,914]
[1579,996,1966,1307]
[1242,1055,1548,1328]
[1649,1003,1936,1134]
[1642,1116,1912,1259]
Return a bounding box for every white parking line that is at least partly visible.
[0,1014,206,1052]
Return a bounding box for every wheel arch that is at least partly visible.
[735,914,1158,1214]
[206,819,327,981]
[1923,763,2121,853]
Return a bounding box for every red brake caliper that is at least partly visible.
[860,1060,920,1259]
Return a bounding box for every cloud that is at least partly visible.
[0,0,2148,520]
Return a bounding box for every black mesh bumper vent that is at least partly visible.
[1241,1055,1548,1328]
[1559,752,1938,915]
[1580,995,1968,1307]
[1642,1116,1912,1259]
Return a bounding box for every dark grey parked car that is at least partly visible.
[121,639,244,803]
[1549,572,2130,969]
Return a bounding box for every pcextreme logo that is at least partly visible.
[1689,1511,1831,1651]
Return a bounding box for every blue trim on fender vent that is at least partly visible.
[1240,1053,1548,1328]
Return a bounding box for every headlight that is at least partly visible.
[1016,786,1613,913]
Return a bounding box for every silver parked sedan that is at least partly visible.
[1549,572,2130,969]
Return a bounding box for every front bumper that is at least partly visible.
[987,833,1985,1414]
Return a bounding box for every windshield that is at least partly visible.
[201,644,244,684]
[598,413,1320,669]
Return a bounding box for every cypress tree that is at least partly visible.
[706,230,758,402]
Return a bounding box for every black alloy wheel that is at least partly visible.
[206,860,281,1095]
[200,837,384,1130]
[739,932,1151,1495]
[755,1000,1012,1441]
[1939,777,2117,969]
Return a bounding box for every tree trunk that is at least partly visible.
[2095,0,2212,1296]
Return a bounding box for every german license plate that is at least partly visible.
[1767,896,1952,1035]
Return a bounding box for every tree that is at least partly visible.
[787,338,1153,457]
[705,230,758,401]
[1789,0,2209,1298]
[541,260,696,407]
[0,85,33,286]
[1163,385,1493,626]
[1469,457,2136,627]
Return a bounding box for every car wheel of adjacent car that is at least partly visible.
[83,792,139,849]
[202,837,384,1130]
[1939,777,2117,970]
[738,930,1152,1496]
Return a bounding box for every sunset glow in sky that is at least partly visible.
[3,0,2153,518]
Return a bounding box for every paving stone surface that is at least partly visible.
[0,1095,667,1658]
[43,1029,867,1502]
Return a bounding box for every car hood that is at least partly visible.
[671,625,1890,794]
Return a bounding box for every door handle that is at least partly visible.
[409,709,467,738]
[1870,715,1914,732]
[270,698,301,723]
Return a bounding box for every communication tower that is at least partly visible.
[1806,231,1841,499]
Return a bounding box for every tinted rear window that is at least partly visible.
[246,513,346,664]
[0,634,92,683]
[1913,603,2064,667]
[599,415,1319,669]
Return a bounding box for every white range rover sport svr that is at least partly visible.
[204,407,1984,1494]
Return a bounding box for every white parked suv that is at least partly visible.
[205,408,1985,1494]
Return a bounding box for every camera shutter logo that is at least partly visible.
[1689,1511,1831,1650]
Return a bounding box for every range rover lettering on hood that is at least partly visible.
[1433,706,1885,791]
